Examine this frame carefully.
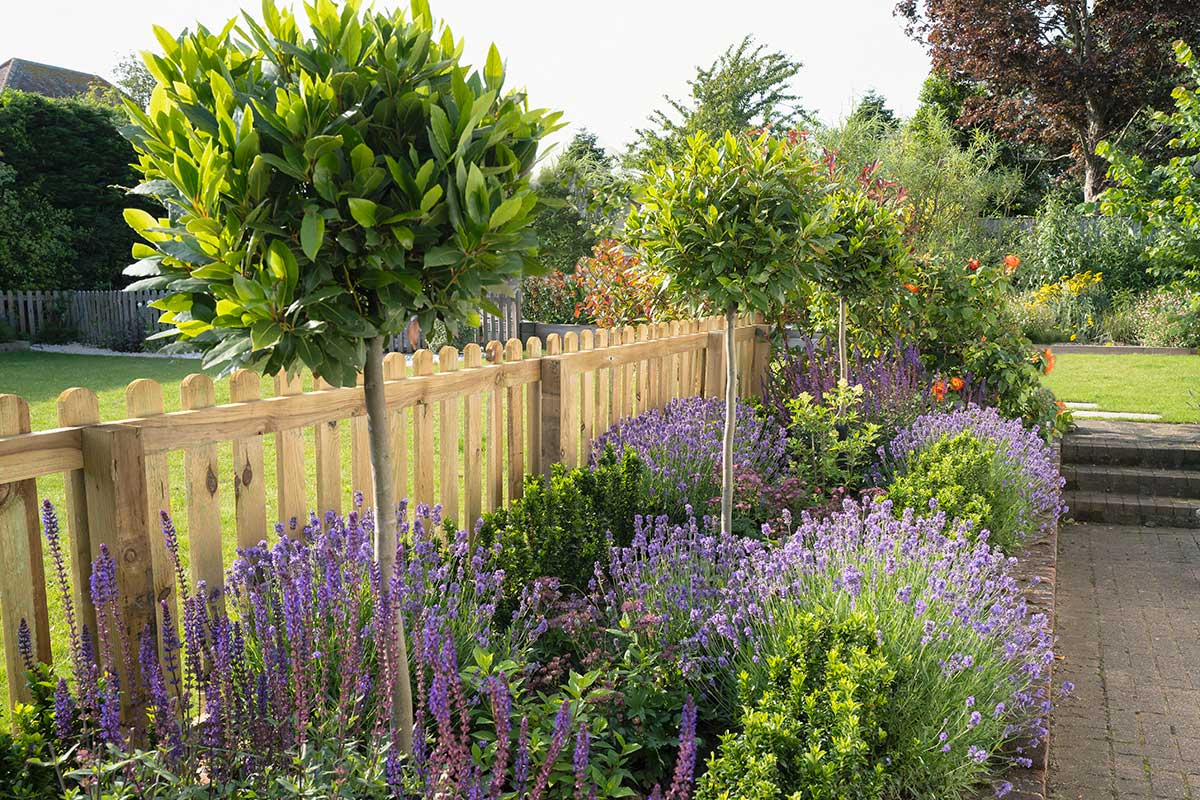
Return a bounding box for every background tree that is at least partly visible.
[847,89,899,132]
[1100,40,1200,288]
[122,0,558,748]
[0,90,146,289]
[90,52,158,108]
[528,130,616,272]
[627,130,831,535]
[625,36,808,170]
[896,0,1200,200]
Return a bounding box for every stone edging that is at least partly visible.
[1048,343,1196,356]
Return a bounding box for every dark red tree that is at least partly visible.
[896,0,1200,199]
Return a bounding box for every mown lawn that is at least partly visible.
[0,350,482,710]
[1042,353,1200,424]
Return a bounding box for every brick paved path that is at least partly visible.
[1049,523,1200,799]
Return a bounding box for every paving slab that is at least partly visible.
[1048,523,1200,800]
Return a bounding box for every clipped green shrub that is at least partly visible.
[479,446,646,603]
[697,609,894,800]
[886,430,1024,552]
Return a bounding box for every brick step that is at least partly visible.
[1062,464,1200,499]
[1066,490,1200,529]
[1061,438,1200,471]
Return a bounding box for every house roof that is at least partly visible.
[0,57,111,98]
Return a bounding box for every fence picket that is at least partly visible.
[56,387,101,639]
[411,350,435,509]
[0,395,50,710]
[462,344,483,531]
[312,377,343,519]
[579,331,595,461]
[595,330,611,438]
[485,340,505,512]
[504,339,524,502]
[123,380,177,639]
[229,371,267,547]
[181,375,223,601]
[274,373,307,534]
[438,346,460,527]
[524,337,542,478]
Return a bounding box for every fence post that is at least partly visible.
[540,354,579,474]
[0,395,51,712]
[81,423,156,728]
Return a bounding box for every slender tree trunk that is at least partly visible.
[721,305,737,537]
[837,296,849,414]
[837,296,849,385]
[363,335,414,754]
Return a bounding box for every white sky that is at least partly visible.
[0,0,932,157]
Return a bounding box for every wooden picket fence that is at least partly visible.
[0,316,768,714]
[0,289,523,353]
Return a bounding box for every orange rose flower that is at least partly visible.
[903,283,920,294]
[949,376,964,392]
[931,379,947,402]
[1004,254,1021,274]
[967,258,980,271]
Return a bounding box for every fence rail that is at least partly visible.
[0,316,768,714]
[0,289,523,353]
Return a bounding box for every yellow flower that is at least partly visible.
[1070,334,1078,341]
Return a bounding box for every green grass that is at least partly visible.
[0,350,490,711]
[1042,353,1200,423]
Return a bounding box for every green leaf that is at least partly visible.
[424,245,460,267]
[266,240,299,289]
[483,43,504,90]
[420,184,443,214]
[489,195,522,229]
[124,208,160,238]
[348,197,378,227]
[301,208,325,261]
[251,320,282,350]
[350,142,375,175]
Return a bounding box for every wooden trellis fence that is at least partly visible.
[0,316,768,715]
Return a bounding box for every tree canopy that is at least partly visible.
[625,36,807,170]
[896,0,1200,200]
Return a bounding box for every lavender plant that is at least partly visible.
[604,500,1055,798]
[592,397,789,522]
[877,405,1066,547]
